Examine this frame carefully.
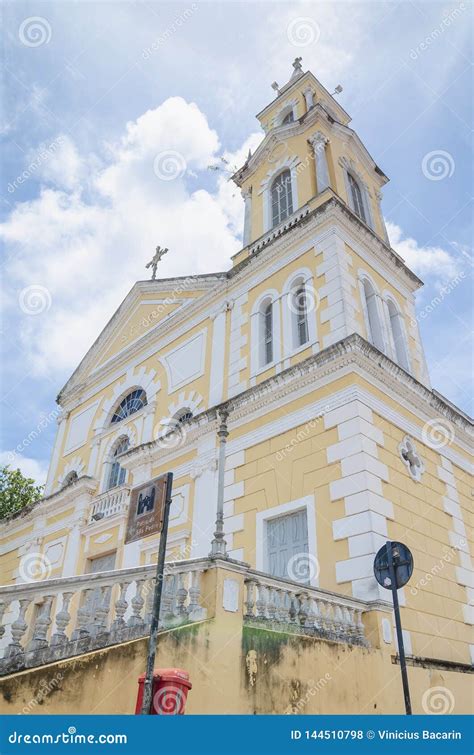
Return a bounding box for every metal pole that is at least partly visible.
[140,472,173,715]
[210,409,229,558]
[387,540,412,715]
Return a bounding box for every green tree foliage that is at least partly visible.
[0,465,43,520]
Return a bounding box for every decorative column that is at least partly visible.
[87,434,101,477]
[141,400,157,443]
[44,410,69,495]
[375,190,390,244]
[303,87,314,110]
[309,132,330,194]
[242,188,252,247]
[209,409,229,558]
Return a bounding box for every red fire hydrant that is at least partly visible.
[135,668,192,715]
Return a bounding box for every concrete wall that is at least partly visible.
[1,565,472,716]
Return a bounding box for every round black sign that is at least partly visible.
[374,541,414,590]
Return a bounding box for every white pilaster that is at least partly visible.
[44,412,68,495]
[316,229,359,348]
[326,399,394,602]
[209,308,227,406]
[310,131,330,193]
[242,188,252,247]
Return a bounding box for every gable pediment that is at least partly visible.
[58,276,225,403]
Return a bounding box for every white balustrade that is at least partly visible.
[243,571,368,646]
[0,557,372,677]
[0,559,207,675]
[88,486,130,523]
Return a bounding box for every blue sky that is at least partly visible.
[1,0,472,485]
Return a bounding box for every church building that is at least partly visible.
[0,59,472,715]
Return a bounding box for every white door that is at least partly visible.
[266,509,309,583]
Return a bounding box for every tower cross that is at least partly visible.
[146,246,168,280]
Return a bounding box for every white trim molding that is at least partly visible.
[250,288,282,378]
[281,267,318,358]
[259,155,301,233]
[339,156,375,230]
[255,495,318,587]
[93,366,160,433]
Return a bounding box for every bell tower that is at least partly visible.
[232,58,430,387]
[233,58,390,250]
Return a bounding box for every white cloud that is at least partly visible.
[386,221,462,281]
[34,135,84,191]
[0,452,49,486]
[1,97,246,378]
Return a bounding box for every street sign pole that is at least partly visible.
[386,540,412,715]
[140,472,173,715]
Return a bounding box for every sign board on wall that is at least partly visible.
[125,474,172,544]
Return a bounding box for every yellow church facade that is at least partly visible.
[0,60,472,714]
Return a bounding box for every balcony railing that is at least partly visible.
[243,570,368,646]
[88,486,130,523]
[0,559,207,676]
[0,558,376,677]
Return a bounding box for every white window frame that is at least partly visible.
[272,98,298,128]
[250,289,281,377]
[340,158,374,230]
[255,495,318,587]
[383,292,411,371]
[358,272,387,354]
[99,427,136,492]
[260,156,300,233]
[282,268,318,358]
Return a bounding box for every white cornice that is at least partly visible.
[59,197,422,411]
[58,275,225,403]
[255,71,351,125]
[117,334,473,471]
[234,102,387,191]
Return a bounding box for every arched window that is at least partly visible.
[348,173,366,223]
[293,285,309,347]
[386,299,409,370]
[261,301,273,366]
[175,408,193,424]
[62,471,78,488]
[281,110,294,125]
[107,437,129,490]
[111,389,147,424]
[362,279,385,352]
[271,170,293,228]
